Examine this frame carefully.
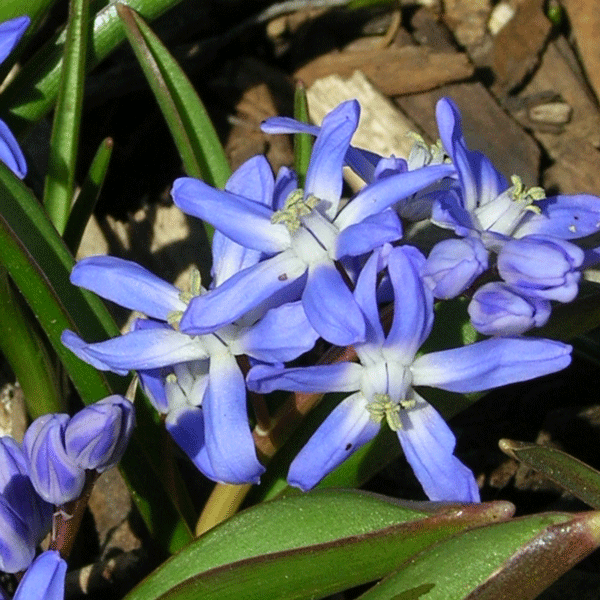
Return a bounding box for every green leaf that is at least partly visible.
[63,137,113,254]
[43,0,89,234]
[117,5,230,189]
[0,0,187,136]
[293,81,311,188]
[0,162,193,552]
[124,490,514,600]
[499,439,600,509]
[0,267,65,416]
[355,511,600,600]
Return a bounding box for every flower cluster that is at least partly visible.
[62,97,595,504]
[0,396,134,578]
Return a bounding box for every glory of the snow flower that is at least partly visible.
[247,244,572,501]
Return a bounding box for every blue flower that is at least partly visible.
[3,550,66,600]
[0,438,51,573]
[247,244,572,501]
[0,16,29,179]
[172,100,454,346]
[62,158,320,485]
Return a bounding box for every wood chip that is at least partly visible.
[490,0,551,95]
[397,82,541,184]
[543,138,600,196]
[295,45,474,96]
[306,71,420,190]
[562,0,600,104]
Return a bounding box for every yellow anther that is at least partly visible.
[367,394,403,431]
[271,189,321,233]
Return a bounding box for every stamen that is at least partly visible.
[367,393,403,431]
[509,175,545,203]
[271,188,320,233]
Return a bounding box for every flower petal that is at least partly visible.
[335,164,455,230]
[172,177,290,253]
[303,262,366,346]
[0,16,29,65]
[412,337,571,392]
[383,246,434,362]
[287,392,380,491]
[334,209,402,259]
[180,252,306,334]
[305,100,360,216]
[516,194,600,240]
[202,353,265,484]
[61,328,208,375]
[246,362,363,394]
[397,398,480,502]
[235,301,319,362]
[70,255,186,320]
[165,405,209,472]
[0,118,26,179]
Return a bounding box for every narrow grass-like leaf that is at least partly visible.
[0,0,187,136]
[499,439,600,509]
[43,0,89,234]
[0,267,65,416]
[125,489,514,600]
[355,511,600,600]
[0,162,194,552]
[64,136,113,254]
[293,81,311,188]
[117,5,230,188]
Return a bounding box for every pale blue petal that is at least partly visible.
[436,98,507,211]
[261,117,320,136]
[0,119,26,179]
[383,246,433,362]
[430,186,475,235]
[172,177,290,253]
[61,328,208,375]
[165,405,208,472]
[515,194,600,240]
[13,550,66,600]
[235,302,319,362]
[246,362,363,394]
[334,209,402,259]
[273,166,298,210]
[335,164,455,230]
[398,398,480,502]
[202,353,265,484]
[412,337,572,392]
[305,100,360,215]
[303,262,366,346]
[71,255,186,320]
[0,16,29,65]
[288,393,380,491]
[180,252,306,334]
[211,230,263,288]
[0,496,34,572]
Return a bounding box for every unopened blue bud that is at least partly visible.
[10,550,66,600]
[23,414,85,505]
[498,235,584,302]
[469,282,551,335]
[65,395,135,472]
[423,237,488,299]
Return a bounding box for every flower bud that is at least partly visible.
[23,414,85,505]
[0,438,51,547]
[11,550,66,600]
[0,495,35,573]
[498,235,584,302]
[468,282,551,336]
[423,237,488,299]
[65,396,135,473]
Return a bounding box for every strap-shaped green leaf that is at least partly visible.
[117,4,230,189]
[0,0,187,136]
[124,489,514,600]
[500,439,600,509]
[43,0,89,234]
[355,511,600,600]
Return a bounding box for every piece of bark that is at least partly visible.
[295,45,474,96]
[442,0,492,62]
[562,0,600,104]
[305,71,420,190]
[490,0,551,95]
[543,138,600,196]
[396,82,541,184]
